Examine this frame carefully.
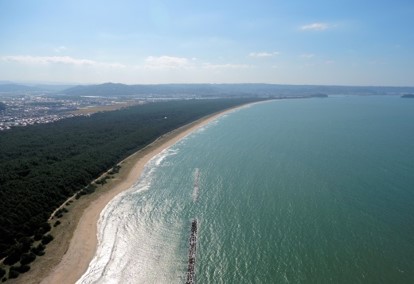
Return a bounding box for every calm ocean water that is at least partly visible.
[78,97,414,284]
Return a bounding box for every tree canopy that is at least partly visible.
[0,98,261,259]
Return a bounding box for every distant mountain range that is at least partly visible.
[57,83,414,98]
[2,82,414,97]
[0,83,74,93]
[0,84,40,93]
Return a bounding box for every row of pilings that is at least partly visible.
[185,219,198,284]
[186,169,199,283]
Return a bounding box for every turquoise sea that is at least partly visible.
[78,96,414,284]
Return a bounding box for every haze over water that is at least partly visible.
[79,97,414,283]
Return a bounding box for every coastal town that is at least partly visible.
[0,93,143,131]
[0,95,81,131]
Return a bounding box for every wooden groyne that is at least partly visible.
[186,219,198,284]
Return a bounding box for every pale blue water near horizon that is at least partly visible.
[78,96,414,284]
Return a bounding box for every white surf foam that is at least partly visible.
[77,146,183,284]
[192,168,200,203]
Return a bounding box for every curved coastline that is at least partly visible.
[21,102,259,284]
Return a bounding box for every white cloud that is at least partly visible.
[300,53,315,59]
[2,55,94,65]
[1,54,256,83]
[249,51,279,58]
[300,22,330,31]
[143,56,251,71]
[202,63,251,69]
[1,55,125,68]
[144,56,193,69]
[54,46,67,53]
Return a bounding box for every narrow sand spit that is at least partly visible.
[25,103,259,284]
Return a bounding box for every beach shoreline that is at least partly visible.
[13,102,256,284]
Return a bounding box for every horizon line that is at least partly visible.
[1,80,414,89]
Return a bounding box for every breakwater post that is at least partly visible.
[186,219,198,284]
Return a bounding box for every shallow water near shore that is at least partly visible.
[78,97,414,283]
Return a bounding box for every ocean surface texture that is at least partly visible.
[78,97,414,284]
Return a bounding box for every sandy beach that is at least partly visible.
[11,104,251,284]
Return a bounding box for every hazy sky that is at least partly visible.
[1,0,413,86]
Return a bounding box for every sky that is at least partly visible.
[1,0,414,86]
